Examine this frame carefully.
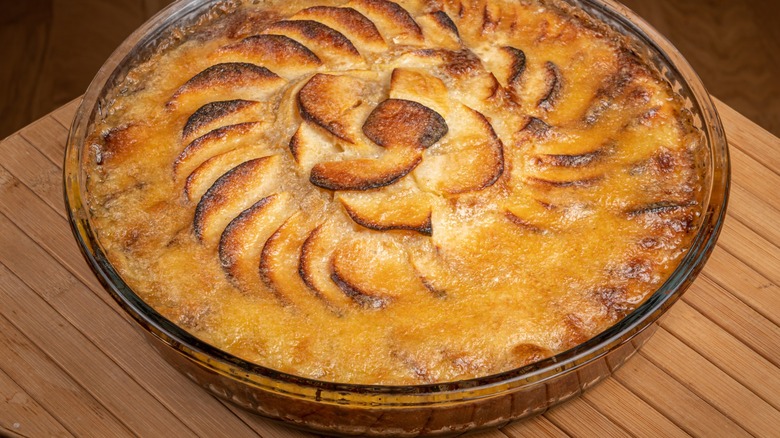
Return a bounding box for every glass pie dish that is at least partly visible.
[63,0,729,435]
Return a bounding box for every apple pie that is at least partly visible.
[84,0,707,385]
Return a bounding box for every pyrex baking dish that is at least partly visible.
[63,0,729,435]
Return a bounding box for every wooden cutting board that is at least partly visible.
[0,97,778,437]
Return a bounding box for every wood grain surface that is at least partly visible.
[0,97,778,437]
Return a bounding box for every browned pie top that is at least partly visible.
[84,0,707,384]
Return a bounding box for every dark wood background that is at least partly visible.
[1,0,778,138]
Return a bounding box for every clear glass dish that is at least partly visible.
[63,0,729,435]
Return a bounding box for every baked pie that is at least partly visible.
[85,0,706,385]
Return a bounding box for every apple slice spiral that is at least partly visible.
[155,0,689,322]
[168,1,525,310]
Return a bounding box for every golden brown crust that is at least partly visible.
[349,0,423,41]
[297,73,367,143]
[84,0,707,385]
[193,155,282,244]
[263,19,363,64]
[294,6,386,48]
[175,122,261,177]
[310,148,421,190]
[167,62,284,111]
[182,99,259,142]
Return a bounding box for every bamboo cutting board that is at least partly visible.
[0,97,778,437]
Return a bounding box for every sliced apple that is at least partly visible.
[546,42,622,125]
[523,135,610,182]
[586,73,630,122]
[331,235,428,309]
[584,77,656,129]
[625,199,698,236]
[362,98,448,149]
[428,11,459,37]
[174,122,263,179]
[298,221,357,311]
[390,48,452,70]
[193,155,283,245]
[275,75,323,142]
[337,178,433,235]
[408,243,451,298]
[588,286,633,321]
[387,48,495,108]
[526,175,601,189]
[182,99,260,143]
[217,34,321,79]
[416,11,460,49]
[310,147,421,191]
[347,0,423,45]
[184,147,271,202]
[534,147,605,168]
[473,45,527,90]
[259,212,342,312]
[218,193,293,296]
[537,61,562,111]
[503,210,544,233]
[519,126,612,159]
[297,73,370,144]
[502,191,558,233]
[502,46,526,87]
[262,20,363,66]
[413,105,503,195]
[435,50,501,107]
[388,68,450,115]
[561,314,593,348]
[309,98,448,191]
[387,341,440,383]
[292,6,386,53]
[625,200,697,218]
[167,63,286,114]
[288,121,342,172]
[521,116,552,138]
[505,343,554,368]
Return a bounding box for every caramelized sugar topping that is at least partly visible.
[86,0,706,384]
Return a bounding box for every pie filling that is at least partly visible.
[85,0,706,384]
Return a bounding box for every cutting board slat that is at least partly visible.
[18,116,70,169]
[701,249,780,326]
[580,378,690,438]
[51,98,81,129]
[717,218,780,285]
[0,135,66,215]
[729,145,780,207]
[543,396,631,437]
[660,301,780,409]
[0,365,74,438]
[641,329,780,437]
[728,182,780,244]
[0,281,134,437]
[716,97,780,173]
[0,218,262,436]
[685,277,780,367]
[0,214,207,436]
[614,354,752,438]
[0,162,119,305]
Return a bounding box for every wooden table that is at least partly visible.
[1,97,778,437]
